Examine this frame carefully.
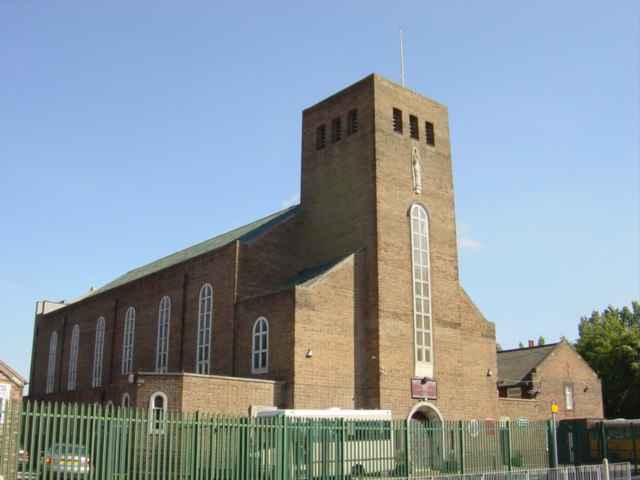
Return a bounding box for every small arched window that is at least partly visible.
[252,317,269,374]
[149,392,168,433]
[93,317,105,387]
[122,393,130,408]
[67,325,80,390]
[197,284,213,374]
[46,332,58,393]
[122,307,135,375]
[156,296,171,373]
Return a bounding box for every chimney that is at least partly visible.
[528,340,535,348]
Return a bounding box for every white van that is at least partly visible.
[252,408,397,478]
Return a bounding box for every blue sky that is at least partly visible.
[1,1,638,383]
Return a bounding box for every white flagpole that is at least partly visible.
[399,28,405,87]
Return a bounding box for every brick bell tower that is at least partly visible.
[298,74,498,420]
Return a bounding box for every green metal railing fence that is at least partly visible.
[0,401,554,479]
[557,419,639,472]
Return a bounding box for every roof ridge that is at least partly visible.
[87,205,300,297]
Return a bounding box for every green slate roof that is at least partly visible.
[496,343,559,387]
[90,205,300,297]
[276,254,352,292]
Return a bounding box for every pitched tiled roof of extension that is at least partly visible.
[275,253,355,292]
[497,343,559,387]
[0,359,28,386]
[89,205,300,297]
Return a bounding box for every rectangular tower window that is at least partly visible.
[409,115,419,140]
[393,108,403,133]
[316,125,326,150]
[425,121,435,146]
[347,109,358,135]
[332,117,342,143]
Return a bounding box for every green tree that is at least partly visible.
[574,301,640,418]
[538,336,546,346]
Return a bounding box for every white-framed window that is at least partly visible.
[564,384,574,410]
[252,317,269,374]
[507,387,521,399]
[0,384,10,425]
[92,317,105,387]
[197,284,212,375]
[122,307,135,375]
[122,393,130,408]
[67,325,80,390]
[46,332,58,393]
[410,204,434,378]
[156,296,171,373]
[149,392,168,433]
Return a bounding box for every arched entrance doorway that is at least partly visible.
[407,402,444,472]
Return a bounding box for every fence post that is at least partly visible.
[506,421,513,472]
[630,421,638,474]
[603,458,610,480]
[458,420,465,474]
[599,421,608,462]
[404,420,411,477]
[548,419,558,468]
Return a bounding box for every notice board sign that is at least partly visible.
[411,378,437,400]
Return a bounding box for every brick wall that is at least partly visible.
[530,342,603,421]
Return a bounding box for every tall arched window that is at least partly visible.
[46,332,57,393]
[252,317,269,374]
[92,317,105,387]
[149,392,168,433]
[410,204,434,377]
[156,296,171,373]
[197,284,212,374]
[67,325,80,390]
[122,307,135,375]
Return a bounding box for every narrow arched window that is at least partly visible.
[92,317,105,387]
[410,204,434,377]
[252,317,269,374]
[122,307,135,375]
[122,393,130,408]
[46,332,57,393]
[156,296,171,373]
[197,284,212,374]
[149,392,168,433]
[67,325,80,390]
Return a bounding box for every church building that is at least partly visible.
[27,74,599,422]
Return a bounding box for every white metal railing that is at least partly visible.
[375,461,632,480]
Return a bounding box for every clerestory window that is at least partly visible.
[156,296,171,373]
[122,307,135,375]
[67,325,80,390]
[92,317,105,387]
[197,284,213,374]
[46,332,57,393]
